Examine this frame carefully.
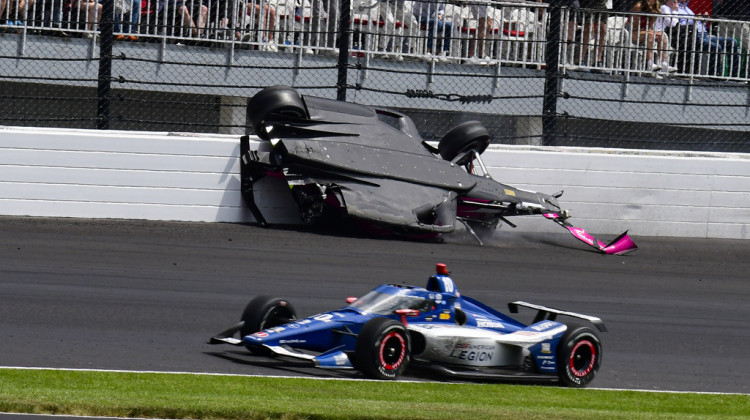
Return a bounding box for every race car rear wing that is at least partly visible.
[508,301,607,332]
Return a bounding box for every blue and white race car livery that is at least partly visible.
[209,263,606,387]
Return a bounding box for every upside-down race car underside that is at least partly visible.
[240,85,637,255]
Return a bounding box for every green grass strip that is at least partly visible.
[1,368,748,420]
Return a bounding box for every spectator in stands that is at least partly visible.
[466,1,495,65]
[578,0,608,69]
[158,0,207,38]
[630,0,676,74]
[114,0,142,40]
[676,0,740,76]
[544,0,584,68]
[2,0,35,27]
[377,0,411,61]
[38,0,69,36]
[550,0,607,70]
[413,0,452,62]
[312,0,337,52]
[660,0,680,28]
[713,0,748,74]
[0,0,9,24]
[205,0,240,40]
[165,0,208,38]
[242,0,277,50]
[71,0,103,36]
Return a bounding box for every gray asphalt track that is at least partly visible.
[1,216,749,393]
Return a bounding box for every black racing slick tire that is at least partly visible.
[240,295,297,355]
[247,85,307,139]
[557,324,602,387]
[438,120,490,165]
[355,317,410,380]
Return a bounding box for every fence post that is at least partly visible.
[97,0,114,130]
[337,0,352,101]
[542,0,562,146]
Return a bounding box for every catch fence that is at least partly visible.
[0,0,748,151]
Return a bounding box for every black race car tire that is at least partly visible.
[355,317,410,380]
[247,85,308,138]
[557,323,602,387]
[240,295,297,355]
[438,121,490,165]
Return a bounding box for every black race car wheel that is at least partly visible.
[240,295,297,355]
[438,121,490,165]
[247,85,308,139]
[355,317,410,380]
[557,324,602,387]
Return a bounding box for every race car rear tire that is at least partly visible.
[438,121,490,165]
[557,324,602,387]
[355,317,410,380]
[247,85,308,139]
[240,295,297,355]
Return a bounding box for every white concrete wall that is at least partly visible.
[1,126,748,239]
[485,147,750,239]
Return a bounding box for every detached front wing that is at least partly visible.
[543,213,638,256]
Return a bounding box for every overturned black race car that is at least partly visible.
[240,86,636,255]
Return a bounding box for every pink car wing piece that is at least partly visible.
[543,213,638,255]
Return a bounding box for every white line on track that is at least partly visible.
[0,414,172,420]
[2,366,748,396]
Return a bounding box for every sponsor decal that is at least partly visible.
[279,339,306,344]
[439,313,451,320]
[568,227,595,247]
[477,320,504,329]
[531,321,557,332]
[504,189,516,197]
[270,327,285,333]
[541,343,552,354]
[252,332,269,338]
[449,349,494,362]
[453,343,495,351]
[536,355,554,360]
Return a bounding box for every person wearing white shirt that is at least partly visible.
[659,0,679,32]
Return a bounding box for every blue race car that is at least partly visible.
[209,263,606,387]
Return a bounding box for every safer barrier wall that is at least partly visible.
[1,126,748,239]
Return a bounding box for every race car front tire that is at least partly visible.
[247,85,308,139]
[240,295,297,355]
[355,317,410,380]
[438,120,490,165]
[557,323,602,387]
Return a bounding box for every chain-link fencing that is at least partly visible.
[1,0,748,151]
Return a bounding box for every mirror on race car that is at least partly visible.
[395,309,420,326]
